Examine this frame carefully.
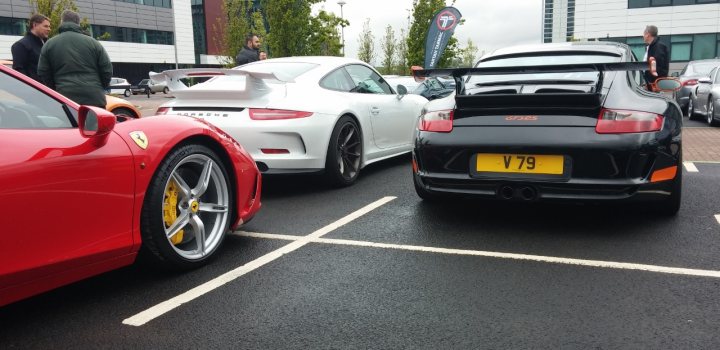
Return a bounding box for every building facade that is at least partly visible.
[0,0,230,83]
[543,0,720,72]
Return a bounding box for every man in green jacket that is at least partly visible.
[38,10,112,108]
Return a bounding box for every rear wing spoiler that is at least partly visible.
[149,68,295,92]
[412,62,650,95]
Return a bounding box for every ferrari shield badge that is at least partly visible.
[129,131,149,150]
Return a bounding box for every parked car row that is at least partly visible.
[680,59,720,126]
[1,41,684,306]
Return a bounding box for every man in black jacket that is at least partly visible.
[11,14,51,82]
[642,25,669,87]
[235,33,261,66]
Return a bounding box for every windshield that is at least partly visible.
[688,62,719,75]
[469,54,622,86]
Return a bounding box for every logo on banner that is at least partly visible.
[436,10,458,31]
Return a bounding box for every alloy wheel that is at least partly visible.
[336,122,362,181]
[162,154,230,260]
[708,100,715,125]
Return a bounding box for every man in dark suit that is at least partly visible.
[11,14,51,82]
[642,25,669,88]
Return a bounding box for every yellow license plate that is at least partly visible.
[476,154,564,175]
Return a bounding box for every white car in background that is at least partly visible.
[107,77,131,97]
[151,56,427,186]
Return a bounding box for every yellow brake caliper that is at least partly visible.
[163,180,184,245]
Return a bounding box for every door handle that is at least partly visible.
[370,107,380,115]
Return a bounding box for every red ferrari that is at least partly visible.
[0,65,262,306]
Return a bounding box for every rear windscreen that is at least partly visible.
[469,54,622,86]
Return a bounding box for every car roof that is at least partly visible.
[482,41,627,61]
[245,56,366,66]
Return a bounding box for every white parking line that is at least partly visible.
[122,196,396,327]
[234,232,720,280]
[683,162,699,172]
[715,215,720,226]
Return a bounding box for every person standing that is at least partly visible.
[38,10,112,108]
[11,14,51,82]
[642,25,669,87]
[235,33,261,66]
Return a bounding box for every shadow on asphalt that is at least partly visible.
[260,153,411,198]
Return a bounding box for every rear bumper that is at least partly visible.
[413,124,681,203]
[414,171,676,203]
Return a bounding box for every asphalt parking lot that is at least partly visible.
[3,97,720,348]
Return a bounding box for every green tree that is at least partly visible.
[263,0,321,57]
[380,25,396,74]
[29,0,91,37]
[357,19,374,65]
[406,0,459,68]
[459,38,479,67]
[307,10,347,56]
[394,28,408,75]
[212,0,257,67]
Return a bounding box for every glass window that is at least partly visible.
[692,33,716,60]
[320,68,355,92]
[0,72,73,129]
[344,65,393,94]
[714,68,720,83]
[671,43,691,61]
[652,0,671,5]
[629,0,650,8]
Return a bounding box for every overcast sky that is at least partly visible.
[313,0,542,64]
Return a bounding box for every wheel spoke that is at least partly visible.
[170,173,192,199]
[166,212,190,240]
[199,203,228,213]
[338,154,345,175]
[342,127,355,147]
[192,160,214,197]
[342,155,356,175]
[345,141,360,149]
[346,150,361,158]
[190,214,206,255]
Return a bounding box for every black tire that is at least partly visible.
[708,99,719,126]
[111,107,138,122]
[123,89,131,97]
[140,144,234,270]
[325,116,362,187]
[652,163,682,216]
[687,97,695,119]
[151,90,156,94]
[413,173,441,201]
[163,86,170,94]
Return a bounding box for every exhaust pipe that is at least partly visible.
[499,185,515,200]
[518,186,537,201]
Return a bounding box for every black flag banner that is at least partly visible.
[423,6,462,69]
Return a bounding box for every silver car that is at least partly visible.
[676,59,720,116]
[688,65,720,126]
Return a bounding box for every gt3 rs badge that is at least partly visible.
[129,131,149,150]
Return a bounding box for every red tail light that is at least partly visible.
[249,109,312,120]
[683,79,698,86]
[419,109,454,132]
[156,107,170,115]
[595,108,663,134]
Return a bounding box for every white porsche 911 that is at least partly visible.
[152,56,428,186]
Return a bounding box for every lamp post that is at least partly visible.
[338,0,346,56]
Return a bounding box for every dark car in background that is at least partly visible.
[412,42,683,215]
[675,59,720,116]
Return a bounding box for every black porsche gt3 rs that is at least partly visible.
[411,42,683,215]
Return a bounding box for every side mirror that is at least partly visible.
[653,78,682,92]
[396,84,407,100]
[79,105,116,142]
[698,77,712,84]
